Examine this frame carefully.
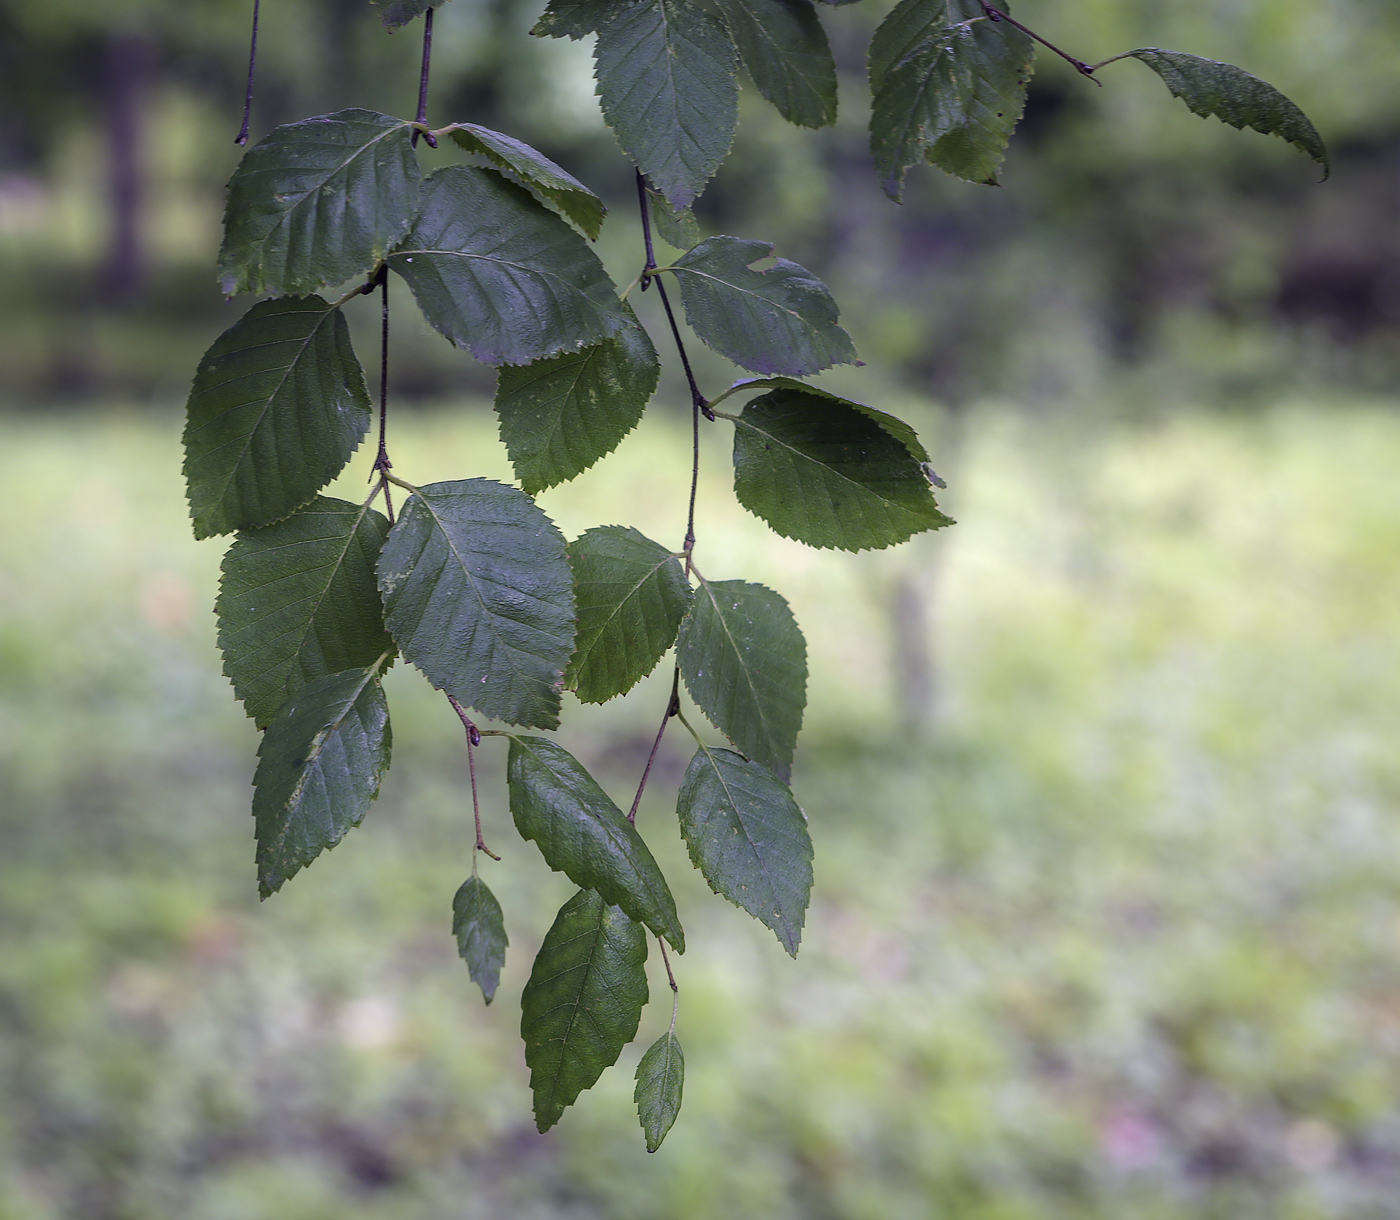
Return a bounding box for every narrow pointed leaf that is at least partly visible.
[183,297,371,539]
[495,316,659,495]
[566,526,692,703]
[678,745,812,954]
[522,889,649,1132]
[1126,49,1328,177]
[669,237,856,376]
[676,580,806,781]
[218,497,394,729]
[388,166,626,366]
[594,0,739,209]
[219,109,419,295]
[731,389,953,551]
[712,0,837,129]
[444,124,606,239]
[634,1032,684,1152]
[646,187,701,250]
[508,736,685,950]
[377,480,575,728]
[253,666,391,897]
[869,0,1034,196]
[453,875,508,1004]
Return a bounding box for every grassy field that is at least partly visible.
[3,397,1400,1219]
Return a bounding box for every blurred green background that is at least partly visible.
[4,0,1400,1216]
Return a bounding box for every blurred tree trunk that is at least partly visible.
[100,30,153,302]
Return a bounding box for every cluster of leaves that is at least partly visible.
[187,0,1325,1148]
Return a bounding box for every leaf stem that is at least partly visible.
[448,694,501,860]
[375,268,395,525]
[235,0,261,144]
[625,670,681,824]
[382,471,421,494]
[977,1,1101,83]
[658,937,679,997]
[411,7,439,148]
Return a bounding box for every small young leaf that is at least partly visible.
[495,317,659,495]
[388,166,626,366]
[253,666,391,898]
[566,526,692,703]
[453,875,508,1004]
[219,109,419,296]
[507,736,685,951]
[711,0,837,129]
[731,389,953,551]
[377,480,575,728]
[522,889,649,1132]
[676,580,806,781]
[594,0,739,209]
[668,237,857,376]
[1125,49,1328,177]
[217,497,394,729]
[634,1032,684,1152]
[677,744,812,955]
[183,297,371,539]
[371,0,444,30]
[646,187,702,250]
[444,123,607,239]
[868,0,1034,196]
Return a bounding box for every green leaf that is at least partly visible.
[1125,49,1329,178]
[453,875,508,1004]
[730,389,953,551]
[676,580,806,781]
[253,665,391,898]
[668,237,857,376]
[507,736,685,951]
[711,0,837,129]
[533,0,632,39]
[388,166,626,366]
[217,497,394,729]
[869,0,1034,196]
[377,480,575,728]
[634,1032,684,1152]
[371,0,444,30]
[677,744,812,955]
[646,187,702,250]
[566,526,692,703]
[495,315,659,495]
[521,889,649,1132]
[183,297,372,539]
[444,123,607,239]
[219,109,419,295]
[594,0,739,209]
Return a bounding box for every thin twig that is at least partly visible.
[448,695,501,861]
[235,0,261,144]
[658,938,679,995]
[626,671,681,824]
[375,269,395,525]
[412,8,439,147]
[978,1,1101,82]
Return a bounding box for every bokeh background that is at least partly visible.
[4,1,1400,1216]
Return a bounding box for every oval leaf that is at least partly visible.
[495,317,659,495]
[730,389,953,551]
[217,497,394,729]
[711,0,837,129]
[453,875,508,1004]
[219,109,419,296]
[377,479,575,729]
[869,0,1034,196]
[253,666,392,898]
[634,1032,685,1152]
[594,0,739,209]
[388,166,625,366]
[677,745,812,955]
[566,526,692,704]
[669,237,856,376]
[522,889,649,1132]
[183,297,372,539]
[676,579,806,781]
[1126,49,1328,177]
[507,736,685,951]
[444,123,606,239]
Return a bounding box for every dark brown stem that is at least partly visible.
[978,2,1101,82]
[412,8,439,147]
[658,938,679,994]
[375,268,395,524]
[236,0,261,144]
[626,671,681,824]
[447,695,500,860]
